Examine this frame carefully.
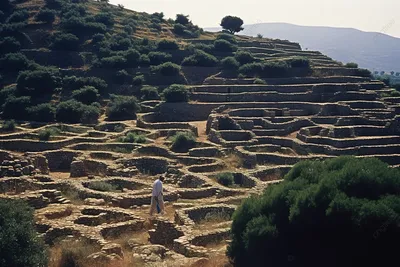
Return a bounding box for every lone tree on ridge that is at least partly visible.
[220,15,244,34]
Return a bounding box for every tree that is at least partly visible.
[0,199,48,267]
[162,84,189,102]
[35,8,56,24]
[175,14,189,25]
[380,71,385,75]
[106,95,140,120]
[228,156,400,267]
[220,16,244,34]
[257,33,263,39]
[396,72,400,76]
[390,71,395,75]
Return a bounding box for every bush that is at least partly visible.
[28,103,55,122]
[182,50,218,67]
[2,96,30,120]
[0,52,30,72]
[132,75,145,86]
[173,23,186,35]
[262,61,289,77]
[0,199,48,267]
[87,181,117,192]
[157,39,179,50]
[106,95,140,120]
[234,51,255,65]
[140,85,160,100]
[151,62,181,76]
[0,37,21,54]
[50,32,80,51]
[214,39,237,53]
[355,68,372,78]
[1,120,16,131]
[118,132,147,143]
[56,100,100,124]
[221,57,240,72]
[238,62,264,77]
[17,68,61,95]
[35,8,56,23]
[345,62,358,68]
[228,156,400,267]
[162,84,189,102]
[217,172,234,186]
[113,70,132,84]
[170,131,196,152]
[91,33,105,43]
[38,127,60,141]
[288,57,310,68]
[63,76,107,93]
[216,33,237,44]
[71,86,99,104]
[7,10,29,23]
[148,51,172,65]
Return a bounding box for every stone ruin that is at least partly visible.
[1,36,400,266]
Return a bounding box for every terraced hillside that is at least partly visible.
[1,0,400,266]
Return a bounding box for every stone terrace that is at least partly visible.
[1,36,399,266]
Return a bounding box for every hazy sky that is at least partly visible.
[111,0,400,38]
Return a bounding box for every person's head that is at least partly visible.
[159,176,165,182]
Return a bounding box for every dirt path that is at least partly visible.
[189,121,208,142]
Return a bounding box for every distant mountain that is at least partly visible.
[206,23,400,72]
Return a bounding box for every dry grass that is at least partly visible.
[223,153,244,170]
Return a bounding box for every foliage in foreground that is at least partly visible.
[227,156,400,267]
[106,95,140,121]
[0,199,48,267]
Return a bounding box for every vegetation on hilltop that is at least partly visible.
[228,156,400,267]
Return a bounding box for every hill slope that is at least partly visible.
[208,22,400,72]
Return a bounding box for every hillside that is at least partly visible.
[1,1,400,267]
[208,22,400,72]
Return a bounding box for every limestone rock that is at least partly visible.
[70,160,86,177]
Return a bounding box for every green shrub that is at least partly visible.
[91,33,105,43]
[17,68,61,95]
[140,85,160,100]
[182,50,218,67]
[0,52,30,72]
[262,61,289,77]
[1,120,16,131]
[187,43,214,54]
[173,23,186,35]
[106,95,140,120]
[228,156,400,267]
[35,8,56,23]
[234,51,255,65]
[345,62,358,68]
[93,12,114,27]
[238,62,264,77]
[87,181,117,192]
[148,51,172,65]
[221,57,240,72]
[288,57,310,68]
[170,131,196,152]
[7,10,29,23]
[162,84,189,102]
[151,62,181,76]
[217,172,234,186]
[0,86,17,107]
[355,68,372,78]
[0,37,21,54]
[28,103,56,122]
[98,55,126,69]
[132,75,145,86]
[71,86,99,104]
[216,33,237,44]
[62,76,107,93]
[56,100,100,124]
[253,78,266,84]
[38,127,61,141]
[50,32,80,51]
[61,16,107,36]
[118,132,147,143]
[214,39,237,53]
[113,70,132,84]
[2,96,31,120]
[157,39,179,50]
[0,199,48,267]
